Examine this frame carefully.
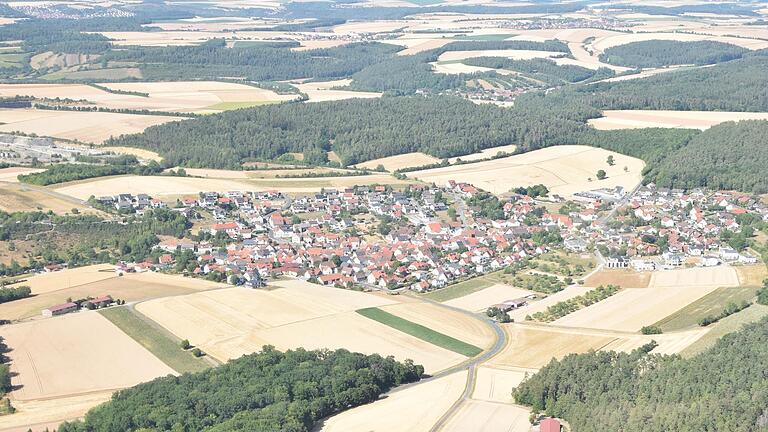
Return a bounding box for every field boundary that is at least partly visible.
[356,307,482,357]
[99,306,214,374]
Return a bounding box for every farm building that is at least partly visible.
[540,417,561,432]
[83,295,113,309]
[42,302,78,318]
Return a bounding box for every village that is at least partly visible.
[31,179,764,321]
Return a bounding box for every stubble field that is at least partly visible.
[589,110,768,130]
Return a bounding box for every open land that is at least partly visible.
[584,269,652,288]
[0,167,45,183]
[0,182,95,214]
[441,399,531,432]
[407,145,645,197]
[136,280,470,373]
[319,371,468,432]
[52,173,413,200]
[292,79,381,103]
[553,266,740,332]
[471,366,529,403]
[589,110,768,131]
[652,285,760,332]
[354,152,440,171]
[1,269,225,321]
[0,108,184,144]
[448,144,517,163]
[443,283,535,313]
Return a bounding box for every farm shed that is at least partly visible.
[42,302,78,318]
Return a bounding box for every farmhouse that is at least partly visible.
[42,302,78,317]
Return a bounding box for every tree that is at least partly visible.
[180,339,191,350]
[607,155,615,166]
[447,207,457,221]
[641,325,662,335]
[191,348,203,357]
[596,169,607,180]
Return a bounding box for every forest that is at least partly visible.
[18,161,162,186]
[600,40,747,68]
[104,95,592,168]
[514,316,768,432]
[58,347,423,432]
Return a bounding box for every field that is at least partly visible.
[443,283,535,312]
[590,32,768,53]
[441,399,531,432]
[421,273,498,302]
[0,82,294,114]
[734,263,768,286]
[0,167,44,183]
[447,144,517,163]
[553,266,740,332]
[471,366,528,403]
[292,79,381,102]
[652,286,758,332]
[589,110,768,131]
[0,392,113,432]
[407,145,645,197]
[437,49,561,62]
[52,173,412,200]
[2,312,174,401]
[0,108,185,144]
[0,182,95,214]
[357,306,484,356]
[100,306,212,374]
[1,269,225,321]
[318,371,468,432]
[681,304,768,357]
[584,269,652,288]
[136,280,470,373]
[354,152,440,171]
[98,146,163,162]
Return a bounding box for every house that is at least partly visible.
[540,418,561,432]
[605,256,628,269]
[84,295,113,309]
[739,254,758,264]
[719,247,740,261]
[631,259,656,271]
[700,255,721,267]
[42,302,78,318]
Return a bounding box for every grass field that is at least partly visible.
[653,286,758,332]
[681,304,768,357]
[356,307,482,357]
[421,273,501,302]
[100,306,211,374]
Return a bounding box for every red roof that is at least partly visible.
[47,302,77,313]
[541,418,561,432]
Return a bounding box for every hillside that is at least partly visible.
[514,315,768,432]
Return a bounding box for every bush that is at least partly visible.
[191,347,203,357]
[641,325,662,335]
[180,339,190,350]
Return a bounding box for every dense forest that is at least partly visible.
[600,40,748,68]
[645,120,768,193]
[514,316,768,432]
[59,347,423,432]
[104,95,593,168]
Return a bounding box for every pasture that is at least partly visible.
[0,108,184,144]
[406,145,645,198]
[136,280,470,373]
[589,110,768,131]
[553,266,739,332]
[319,371,468,432]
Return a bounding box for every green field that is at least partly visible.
[205,101,279,111]
[681,303,768,357]
[653,286,758,331]
[356,307,482,357]
[421,272,503,302]
[100,306,211,374]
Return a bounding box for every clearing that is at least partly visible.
[589,110,768,131]
[0,108,184,144]
[407,145,645,197]
[553,266,740,332]
[319,371,468,432]
[136,280,468,373]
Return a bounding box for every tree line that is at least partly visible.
[59,346,423,432]
[18,161,163,186]
[514,315,768,431]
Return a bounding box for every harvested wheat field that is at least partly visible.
[293,79,381,102]
[99,146,163,161]
[438,49,561,62]
[378,300,495,349]
[53,173,411,200]
[553,267,739,332]
[0,108,185,144]
[355,152,440,171]
[407,145,644,198]
[3,312,174,401]
[396,38,455,55]
[584,269,652,288]
[319,371,468,432]
[1,269,224,321]
[0,391,113,432]
[443,283,535,312]
[0,167,45,183]
[591,32,768,53]
[448,144,517,163]
[471,366,529,403]
[735,264,768,287]
[137,280,466,373]
[589,110,768,131]
[442,399,531,432]
[431,61,498,75]
[0,183,94,215]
